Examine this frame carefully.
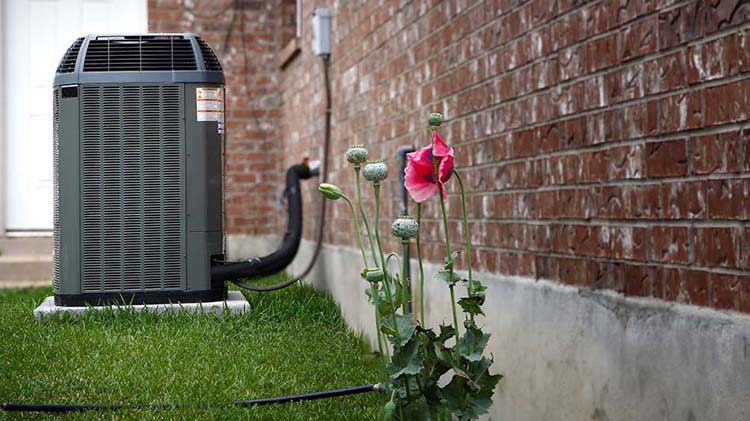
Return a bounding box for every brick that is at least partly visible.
[608,145,644,180]
[704,80,750,126]
[663,268,709,306]
[711,273,742,311]
[687,34,741,84]
[684,269,710,307]
[740,277,750,313]
[658,6,690,50]
[705,180,747,220]
[659,91,703,133]
[586,34,619,73]
[624,264,657,298]
[692,227,740,269]
[690,131,740,175]
[619,17,657,63]
[625,184,662,219]
[741,227,750,270]
[646,139,688,178]
[648,226,689,264]
[662,181,705,219]
[644,51,687,95]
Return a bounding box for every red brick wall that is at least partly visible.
[156,0,750,313]
[149,0,287,236]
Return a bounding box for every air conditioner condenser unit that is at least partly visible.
[52,34,227,306]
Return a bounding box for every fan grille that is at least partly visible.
[83,35,197,72]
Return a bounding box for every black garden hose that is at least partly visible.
[1,384,379,413]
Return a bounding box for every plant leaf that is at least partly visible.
[458,296,485,316]
[380,314,415,347]
[458,324,490,362]
[443,251,460,270]
[383,390,397,421]
[438,324,455,342]
[433,270,461,286]
[468,280,486,305]
[390,339,423,380]
[465,356,503,394]
[441,375,492,420]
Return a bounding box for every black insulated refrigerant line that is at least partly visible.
[0,384,379,414]
[210,162,313,283]
[210,55,333,291]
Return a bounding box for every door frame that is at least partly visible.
[0,0,6,236]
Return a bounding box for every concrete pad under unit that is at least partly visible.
[33,290,251,320]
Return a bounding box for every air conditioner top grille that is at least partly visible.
[56,37,84,73]
[83,35,197,72]
[196,37,222,71]
[54,34,224,85]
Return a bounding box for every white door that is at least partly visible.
[2,0,147,231]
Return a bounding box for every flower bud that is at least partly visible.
[318,183,344,200]
[346,144,368,165]
[391,215,419,239]
[428,112,443,127]
[363,160,388,182]
[362,268,385,283]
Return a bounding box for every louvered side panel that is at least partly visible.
[81,87,103,291]
[160,87,183,289]
[52,89,61,292]
[122,87,144,290]
[81,85,184,293]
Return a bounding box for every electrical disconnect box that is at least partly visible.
[312,9,332,57]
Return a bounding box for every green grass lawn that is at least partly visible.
[0,276,385,420]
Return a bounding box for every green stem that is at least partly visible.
[355,168,379,266]
[355,167,389,356]
[435,157,460,355]
[374,183,401,347]
[416,203,425,325]
[453,170,474,323]
[344,197,368,267]
[344,196,386,360]
[401,239,410,315]
[370,283,388,363]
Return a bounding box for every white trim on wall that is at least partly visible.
[0,0,6,236]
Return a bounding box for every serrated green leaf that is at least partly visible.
[468,280,486,304]
[433,270,461,286]
[438,324,455,342]
[458,324,490,362]
[441,375,493,420]
[380,314,415,347]
[458,296,485,316]
[441,357,502,421]
[465,356,502,394]
[390,339,423,380]
[443,251,460,270]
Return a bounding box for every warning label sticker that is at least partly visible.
[196,87,224,122]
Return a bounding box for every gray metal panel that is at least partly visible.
[54,87,82,295]
[184,83,224,291]
[79,85,185,292]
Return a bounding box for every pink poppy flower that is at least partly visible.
[404,131,454,203]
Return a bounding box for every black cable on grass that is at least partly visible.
[1,384,379,413]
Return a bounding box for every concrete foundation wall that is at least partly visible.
[277,238,750,421]
[225,234,280,261]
